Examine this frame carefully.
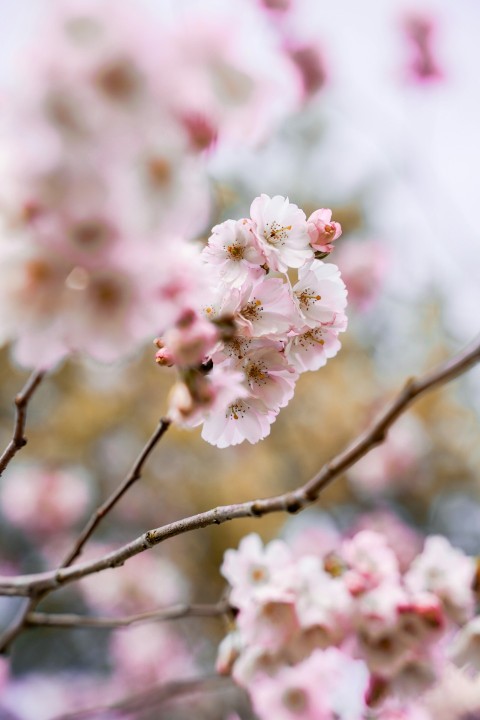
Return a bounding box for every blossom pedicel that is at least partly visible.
[161,194,346,448]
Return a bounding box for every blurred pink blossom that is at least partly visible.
[79,542,189,615]
[249,647,368,720]
[403,14,444,85]
[335,239,388,312]
[110,623,195,690]
[348,416,428,496]
[0,464,91,537]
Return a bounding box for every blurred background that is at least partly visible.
[0,0,479,717]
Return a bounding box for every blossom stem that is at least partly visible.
[25,601,231,629]
[0,417,172,653]
[0,369,45,477]
[60,417,171,568]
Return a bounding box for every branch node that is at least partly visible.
[305,488,319,503]
[145,530,157,547]
[284,494,302,514]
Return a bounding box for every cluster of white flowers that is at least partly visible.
[161,193,346,448]
[217,528,479,719]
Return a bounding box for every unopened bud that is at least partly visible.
[155,347,175,367]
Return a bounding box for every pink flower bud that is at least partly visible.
[307,208,342,254]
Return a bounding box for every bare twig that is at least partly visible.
[0,597,38,653]
[0,369,44,476]
[26,601,230,629]
[0,337,479,601]
[0,417,171,651]
[53,675,234,720]
[60,417,171,567]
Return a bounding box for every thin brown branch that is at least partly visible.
[60,416,171,568]
[0,336,479,601]
[0,597,37,653]
[0,369,44,476]
[0,412,170,649]
[52,675,234,720]
[26,601,230,629]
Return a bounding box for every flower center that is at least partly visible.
[249,564,269,584]
[225,337,250,359]
[296,287,321,308]
[70,219,111,249]
[90,275,127,310]
[246,361,268,386]
[94,58,141,101]
[226,244,244,261]
[302,329,325,347]
[264,221,292,246]
[147,156,172,189]
[242,298,262,321]
[227,401,248,421]
[281,687,308,714]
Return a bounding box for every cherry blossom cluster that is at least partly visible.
[160,194,346,448]
[0,0,304,369]
[217,523,479,719]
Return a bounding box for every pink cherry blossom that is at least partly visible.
[404,536,476,623]
[287,524,341,561]
[202,218,266,287]
[286,314,347,372]
[403,14,444,85]
[354,583,409,641]
[221,533,293,608]
[239,340,298,411]
[307,208,342,254]
[250,194,313,272]
[201,394,277,448]
[237,592,300,653]
[290,556,352,641]
[342,530,401,596]
[397,592,445,645]
[292,260,347,329]
[160,310,219,368]
[351,511,423,574]
[249,648,368,720]
[234,277,298,338]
